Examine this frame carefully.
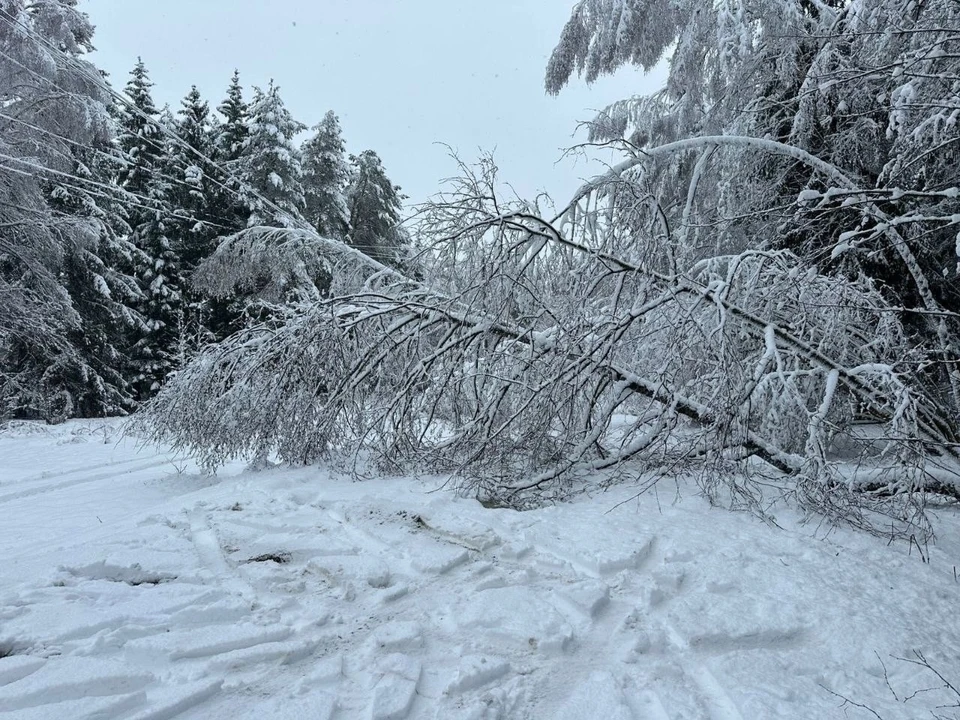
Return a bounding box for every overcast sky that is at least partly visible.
[83,0,666,208]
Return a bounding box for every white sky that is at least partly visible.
[83,0,667,208]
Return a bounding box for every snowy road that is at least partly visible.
[1,420,959,719]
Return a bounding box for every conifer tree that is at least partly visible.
[0,0,141,420]
[216,70,249,165]
[301,110,350,241]
[116,62,183,398]
[184,72,251,340]
[209,70,251,235]
[116,58,162,210]
[237,80,306,228]
[164,85,222,350]
[45,136,146,418]
[192,84,336,318]
[346,150,407,267]
[169,86,218,272]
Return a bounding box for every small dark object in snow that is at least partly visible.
[0,641,20,658]
[61,562,176,587]
[246,552,291,564]
[127,576,171,587]
[477,495,515,510]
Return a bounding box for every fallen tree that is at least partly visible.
[133,153,960,541]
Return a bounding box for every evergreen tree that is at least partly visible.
[346,150,407,267]
[169,86,218,271]
[45,137,146,418]
[116,62,183,399]
[237,80,306,228]
[166,85,222,349]
[301,110,350,241]
[191,72,250,340]
[177,87,212,160]
[209,70,251,236]
[116,58,163,209]
[0,0,141,421]
[190,82,321,324]
[216,70,249,164]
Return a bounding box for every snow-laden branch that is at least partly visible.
[139,154,959,540]
[562,132,960,419]
[563,135,860,214]
[498,211,958,449]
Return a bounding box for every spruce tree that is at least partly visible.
[166,86,221,349]
[192,83,330,320]
[301,110,350,241]
[210,70,251,233]
[169,86,218,271]
[184,73,253,341]
[216,70,249,164]
[116,62,183,399]
[44,136,146,418]
[237,80,306,228]
[346,150,407,267]
[116,58,163,210]
[0,0,142,421]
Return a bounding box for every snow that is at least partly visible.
[1,419,959,719]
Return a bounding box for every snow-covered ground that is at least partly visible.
[1,420,959,720]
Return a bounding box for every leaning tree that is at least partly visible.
[136,0,960,540]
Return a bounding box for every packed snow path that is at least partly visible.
[1,421,959,719]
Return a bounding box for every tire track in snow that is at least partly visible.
[0,457,174,505]
[0,666,153,713]
[530,534,657,579]
[301,504,515,717]
[633,689,673,720]
[683,663,746,720]
[188,509,258,602]
[662,623,746,720]
[194,499,755,719]
[9,452,168,486]
[324,506,394,554]
[63,512,315,717]
[124,680,222,720]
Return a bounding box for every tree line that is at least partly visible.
[0,0,407,423]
